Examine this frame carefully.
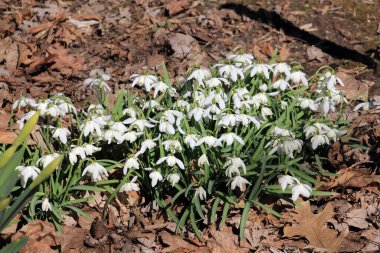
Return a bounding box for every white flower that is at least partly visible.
[288,71,308,86]
[69,146,86,165]
[280,101,288,110]
[311,134,330,149]
[278,175,299,191]
[298,98,317,111]
[52,127,70,144]
[224,157,246,178]
[83,74,111,92]
[273,127,294,137]
[82,162,108,182]
[134,139,157,157]
[203,104,222,119]
[156,154,185,170]
[37,153,60,169]
[83,144,101,156]
[353,102,372,111]
[218,114,238,128]
[120,131,143,143]
[198,154,209,167]
[167,173,180,187]
[235,114,261,129]
[130,74,158,91]
[41,198,52,212]
[17,111,37,129]
[80,118,107,137]
[227,53,254,67]
[188,107,204,121]
[174,100,190,112]
[196,136,219,147]
[15,166,41,188]
[230,175,251,191]
[320,72,344,90]
[261,107,273,119]
[268,137,303,158]
[149,171,163,187]
[184,134,198,149]
[215,64,244,82]
[123,118,155,132]
[120,176,140,193]
[151,81,176,98]
[12,97,36,110]
[163,140,182,153]
[123,157,140,175]
[272,79,290,91]
[142,100,162,112]
[187,68,211,85]
[249,64,271,79]
[291,183,312,201]
[195,186,206,200]
[215,132,245,146]
[205,78,229,88]
[273,63,291,78]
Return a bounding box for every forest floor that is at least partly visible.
[0,0,379,252]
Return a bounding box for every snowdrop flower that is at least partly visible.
[267,137,303,158]
[280,101,288,110]
[235,114,261,129]
[227,53,254,67]
[261,107,273,119]
[218,114,238,128]
[187,68,211,85]
[195,186,206,200]
[320,71,344,90]
[41,198,52,212]
[142,100,162,112]
[82,162,108,182]
[249,64,271,79]
[16,166,41,188]
[163,140,182,153]
[124,118,155,132]
[159,120,175,135]
[167,173,180,187]
[230,175,251,191]
[37,153,60,169]
[12,97,36,110]
[120,176,140,193]
[203,104,222,119]
[298,98,317,111]
[273,127,294,137]
[134,139,157,157]
[57,101,77,115]
[251,93,268,106]
[17,111,37,129]
[198,154,209,167]
[272,79,291,91]
[69,146,87,165]
[83,74,111,92]
[156,154,185,170]
[83,144,101,156]
[205,78,229,88]
[215,64,244,82]
[224,157,246,178]
[278,175,299,191]
[149,171,163,187]
[151,81,176,98]
[188,107,204,121]
[184,134,198,149]
[174,100,190,112]
[288,71,308,86]
[80,117,107,137]
[216,132,245,146]
[291,183,312,201]
[316,96,335,116]
[123,157,140,175]
[130,74,158,91]
[196,136,219,147]
[311,134,330,149]
[273,63,291,78]
[52,127,70,144]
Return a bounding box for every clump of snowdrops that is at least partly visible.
[11,53,348,239]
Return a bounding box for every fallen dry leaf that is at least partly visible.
[284,201,347,252]
[208,226,249,253]
[336,71,369,100]
[345,209,369,229]
[307,45,325,62]
[159,230,207,253]
[279,45,291,61]
[325,168,380,189]
[0,130,36,145]
[167,0,191,16]
[5,42,19,74]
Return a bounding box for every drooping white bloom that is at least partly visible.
[216,132,245,146]
[174,99,190,112]
[203,104,222,119]
[120,131,143,143]
[291,183,312,201]
[142,100,162,112]
[187,68,211,85]
[123,157,140,175]
[163,140,182,153]
[159,120,175,135]
[188,107,204,121]
[15,166,41,188]
[83,74,111,92]
[198,154,209,167]
[249,63,271,79]
[224,157,246,178]
[69,146,86,165]
[311,134,330,149]
[278,175,299,191]
[149,171,163,187]
[37,153,60,169]
[273,63,291,78]
[288,71,308,86]
[184,134,198,149]
[195,186,207,200]
[130,74,158,91]
[151,81,176,98]
[230,175,251,191]
[82,162,109,182]
[12,97,36,110]
[120,176,140,193]
[205,77,229,88]
[319,71,344,90]
[235,114,261,129]
[298,98,317,111]
[134,139,157,157]
[273,127,294,137]
[52,127,71,144]
[316,96,335,116]
[80,117,108,137]
[41,198,52,212]
[196,136,219,147]
[261,107,273,119]
[272,79,291,91]
[215,64,244,82]
[227,53,254,67]
[83,144,101,156]
[17,111,38,129]
[167,173,180,187]
[156,154,185,170]
[218,114,238,128]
